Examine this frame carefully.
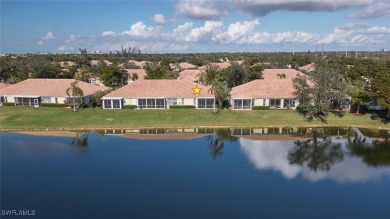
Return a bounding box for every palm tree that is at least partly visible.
[66,80,84,112]
[208,77,230,110]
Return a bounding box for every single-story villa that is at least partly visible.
[0,79,110,107]
[230,69,305,110]
[102,80,215,109]
[230,79,299,110]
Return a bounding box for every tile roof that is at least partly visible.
[231,69,307,99]
[262,68,303,80]
[58,61,76,67]
[90,60,112,66]
[104,79,214,98]
[0,83,12,90]
[0,79,110,97]
[179,69,204,82]
[298,63,315,72]
[125,69,147,80]
[179,62,197,69]
[127,60,152,68]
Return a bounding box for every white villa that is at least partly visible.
[102,80,215,109]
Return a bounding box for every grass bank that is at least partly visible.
[0,106,388,130]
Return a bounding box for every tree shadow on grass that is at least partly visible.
[369,110,389,124]
[297,108,328,123]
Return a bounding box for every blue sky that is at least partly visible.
[1,0,389,54]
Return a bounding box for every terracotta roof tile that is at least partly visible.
[179,69,203,82]
[104,80,214,98]
[231,69,307,99]
[298,63,315,72]
[0,79,110,97]
[125,69,147,80]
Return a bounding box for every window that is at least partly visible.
[14,97,38,107]
[147,99,155,107]
[263,99,266,106]
[156,99,165,108]
[138,99,147,109]
[41,96,51,103]
[233,99,252,109]
[112,99,121,109]
[138,98,165,109]
[103,99,112,108]
[283,99,296,108]
[269,99,281,108]
[198,98,214,108]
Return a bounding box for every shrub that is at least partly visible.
[252,106,270,110]
[123,105,137,109]
[1,102,15,106]
[169,105,196,109]
[40,103,66,107]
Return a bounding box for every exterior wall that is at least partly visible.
[183,98,195,105]
[123,98,137,106]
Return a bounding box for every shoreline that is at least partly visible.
[1,124,389,132]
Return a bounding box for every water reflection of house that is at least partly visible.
[103,128,212,139]
[0,79,109,107]
[101,80,215,109]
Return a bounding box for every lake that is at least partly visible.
[1,127,390,219]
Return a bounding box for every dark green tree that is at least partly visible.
[100,66,128,88]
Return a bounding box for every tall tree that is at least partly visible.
[66,80,84,112]
[369,61,390,118]
[100,66,128,88]
[208,76,231,109]
[293,65,348,117]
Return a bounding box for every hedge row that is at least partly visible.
[169,105,196,109]
[41,103,66,107]
[1,102,15,106]
[252,106,270,110]
[123,105,137,109]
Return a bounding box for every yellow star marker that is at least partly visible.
[192,85,202,95]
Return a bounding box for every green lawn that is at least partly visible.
[0,106,388,130]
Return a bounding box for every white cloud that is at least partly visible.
[351,1,390,18]
[319,23,390,45]
[152,14,167,25]
[101,31,118,37]
[176,0,228,20]
[43,32,55,40]
[185,21,223,42]
[240,137,390,183]
[37,41,44,46]
[55,20,390,53]
[122,21,160,38]
[214,19,260,43]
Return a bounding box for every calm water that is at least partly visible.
[1,127,390,219]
